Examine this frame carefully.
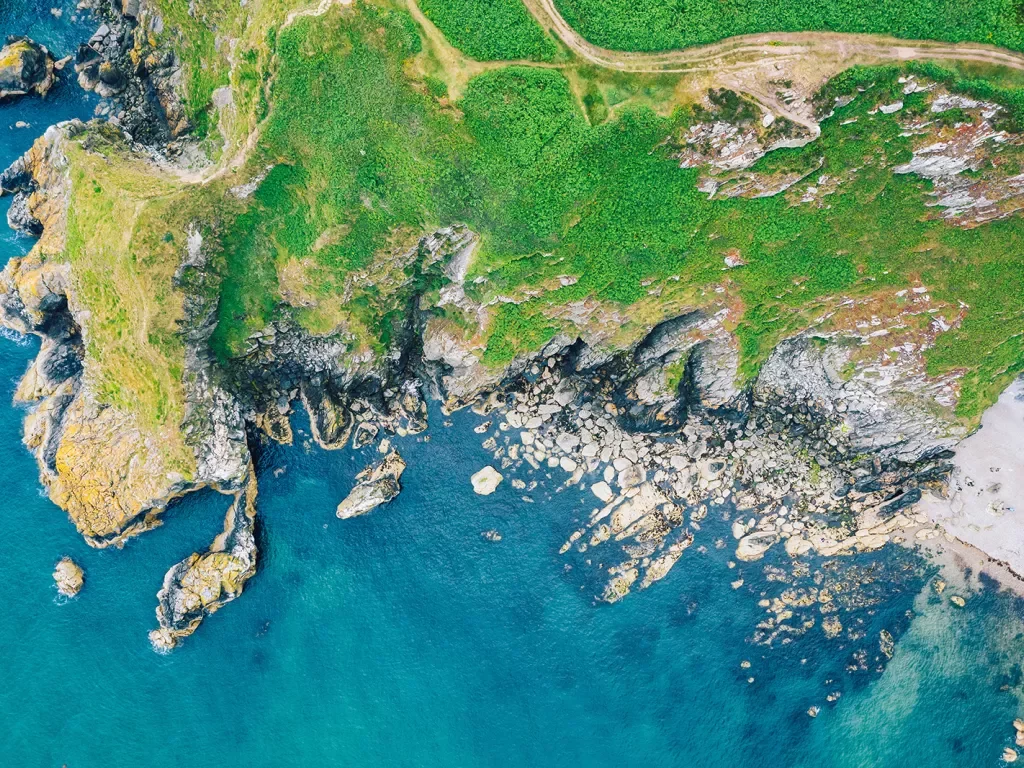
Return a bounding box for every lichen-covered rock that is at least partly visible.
[52,557,84,597]
[150,470,258,652]
[0,37,56,102]
[336,450,406,519]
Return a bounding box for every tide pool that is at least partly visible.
[2,4,1024,766]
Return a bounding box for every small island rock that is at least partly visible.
[336,450,406,519]
[471,465,503,495]
[53,557,84,597]
[0,36,56,101]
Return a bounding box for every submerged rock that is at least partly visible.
[336,450,406,519]
[0,37,56,102]
[52,557,83,597]
[470,466,503,495]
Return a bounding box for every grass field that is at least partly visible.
[51,0,1024,438]
[419,0,558,61]
[192,4,1024,422]
[553,0,1024,53]
[61,126,198,475]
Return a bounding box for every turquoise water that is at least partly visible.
[3,5,1024,766]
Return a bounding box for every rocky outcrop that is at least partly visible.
[0,127,218,547]
[53,557,84,597]
[756,335,964,463]
[150,469,258,651]
[1,69,1010,651]
[336,450,406,519]
[470,465,503,495]
[74,0,190,144]
[0,37,56,102]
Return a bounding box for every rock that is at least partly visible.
[879,629,894,659]
[1004,747,1019,763]
[617,463,646,489]
[556,432,580,452]
[336,450,406,519]
[52,557,83,597]
[481,529,502,542]
[736,531,779,561]
[950,595,966,608]
[756,336,964,463]
[150,471,258,652]
[807,706,819,718]
[0,37,56,101]
[471,465,503,495]
[591,481,614,503]
[784,536,813,557]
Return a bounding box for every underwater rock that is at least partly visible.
[52,557,83,597]
[336,450,406,519]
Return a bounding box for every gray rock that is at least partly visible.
[336,451,406,519]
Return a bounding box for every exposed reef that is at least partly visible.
[150,468,258,651]
[336,450,406,519]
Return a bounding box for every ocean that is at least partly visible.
[1,2,1023,765]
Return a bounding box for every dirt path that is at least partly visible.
[175,0,1024,186]
[524,0,1024,74]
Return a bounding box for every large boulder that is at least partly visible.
[53,557,84,597]
[336,451,406,519]
[0,36,56,101]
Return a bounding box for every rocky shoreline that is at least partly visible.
[0,115,1007,647]
[0,8,1021,650]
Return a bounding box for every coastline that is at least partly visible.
[918,376,1024,594]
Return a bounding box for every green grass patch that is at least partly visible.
[61,125,199,475]
[419,0,557,61]
[553,0,1024,53]
[134,5,1022,422]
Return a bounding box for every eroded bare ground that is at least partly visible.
[518,0,1024,133]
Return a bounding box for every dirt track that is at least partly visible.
[524,0,1024,74]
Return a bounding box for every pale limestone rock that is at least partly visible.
[736,531,779,562]
[471,466,503,495]
[591,481,614,503]
[52,557,83,597]
[336,451,406,519]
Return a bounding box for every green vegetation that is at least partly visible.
[201,6,1023,421]
[419,0,557,60]
[61,126,196,473]
[52,1,1024,437]
[553,0,1024,53]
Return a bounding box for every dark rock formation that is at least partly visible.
[0,36,56,102]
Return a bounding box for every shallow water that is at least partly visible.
[2,4,1024,766]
